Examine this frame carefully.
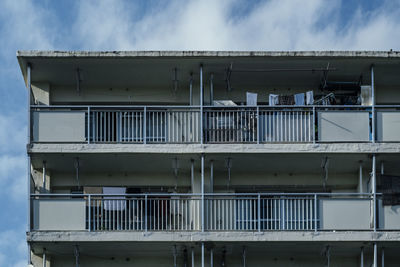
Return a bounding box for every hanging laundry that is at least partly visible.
[269,94,279,106]
[306,91,314,105]
[279,95,295,105]
[294,93,305,106]
[246,92,257,106]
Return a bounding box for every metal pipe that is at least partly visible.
[27,64,32,236]
[382,247,385,267]
[190,73,193,106]
[201,154,205,232]
[202,242,205,267]
[200,65,204,144]
[43,249,46,267]
[359,162,363,194]
[173,245,177,267]
[372,154,377,232]
[373,243,377,267]
[191,159,195,193]
[76,68,81,95]
[87,106,90,144]
[360,247,364,267]
[42,161,46,193]
[210,73,214,105]
[210,160,214,193]
[381,161,384,175]
[371,65,375,143]
[191,247,195,267]
[74,245,80,267]
[210,248,213,267]
[242,246,246,267]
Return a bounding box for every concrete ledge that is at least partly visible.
[27,230,400,243]
[28,142,400,154]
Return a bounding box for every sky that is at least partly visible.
[0,0,400,266]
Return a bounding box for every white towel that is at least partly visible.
[294,93,305,106]
[246,92,257,106]
[103,187,126,210]
[269,94,279,106]
[306,91,314,105]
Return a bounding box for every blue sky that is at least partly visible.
[0,0,400,266]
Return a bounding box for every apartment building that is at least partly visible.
[18,50,400,267]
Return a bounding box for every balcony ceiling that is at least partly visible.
[31,240,399,258]
[18,51,400,89]
[29,153,400,175]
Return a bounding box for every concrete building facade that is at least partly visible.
[18,50,400,266]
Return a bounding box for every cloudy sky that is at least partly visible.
[1,0,400,266]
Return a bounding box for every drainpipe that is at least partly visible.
[360,246,364,267]
[210,73,214,105]
[359,162,363,194]
[201,154,205,232]
[42,161,46,193]
[242,246,246,267]
[200,64,204,145]
[372,155,377,232]
[191,247,195,267]
[42,248,46,267]
[210,160,214,193]
[371,65,375,143]
[27,63,32,239]
[210,248,213,267]
[201,242,205,267]
[191,159,194,193]
[189,73,193,106]
[382,247,385,267]
[373,243,377,267]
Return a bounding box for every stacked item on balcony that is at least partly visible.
[268,91,314,106]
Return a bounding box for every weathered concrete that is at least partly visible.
[17,50,400,59]
[28,230,400,243]
[28,142,400,154]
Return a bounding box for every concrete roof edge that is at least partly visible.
[16,50,400,58]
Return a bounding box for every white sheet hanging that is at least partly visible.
[269,94,279,106]
[294,93,305,106]
[246,92,257,106]
[103,187,126,210]
[306,91,314,105]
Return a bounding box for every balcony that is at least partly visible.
[31,105,400,144]
[31,192,400,232]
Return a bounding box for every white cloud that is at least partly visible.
[72,0,400,51]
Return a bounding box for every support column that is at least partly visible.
[42,249,46,267]
[200,65,204,145]
[191,247,195,267]
[210,160,214,193]
[360,247,364,267]
[210,73,214,105]
[372,154,377,232]
[74,245,80,267]
[201,154,205,232]
[359,162,363,194]
[42,161,47,193]
[382,247,385,267]
[190,73,193,106]
[201,243,205,267]
[371,65,375,143]
[242,246,246,267]
[373,243,378,267]
[210,248,213,267]
[27,63,32,239]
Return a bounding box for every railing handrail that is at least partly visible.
[30,104,400,109]
[30,192,378,197]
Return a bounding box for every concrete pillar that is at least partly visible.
[373,243,378,267]
[201,154,205,232]
[372,155,377,231]
[371,65,375,143]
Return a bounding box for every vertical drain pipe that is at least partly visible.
[359,162,363,194]
[381,247,385,267]
[42,248,46,267]
[191,159,194,192]
[189,73,193,106]
[42,161,46,193]
[242,246,246,267]
[210,73,214,105]
[201,243,205,267]
[210,160,214,193]
[200,64,204,145]
[371,65,375,143]
[372,155,377,232]
[210,248,213,267]
[191,247,195,267]
[373,243,378,267]
[360,247,364,267]
[173,245,177,267]
[74,245,80,267]
[201,154,205,232]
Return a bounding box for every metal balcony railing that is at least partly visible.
[30,105,400,144]
[31,193,379,232]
